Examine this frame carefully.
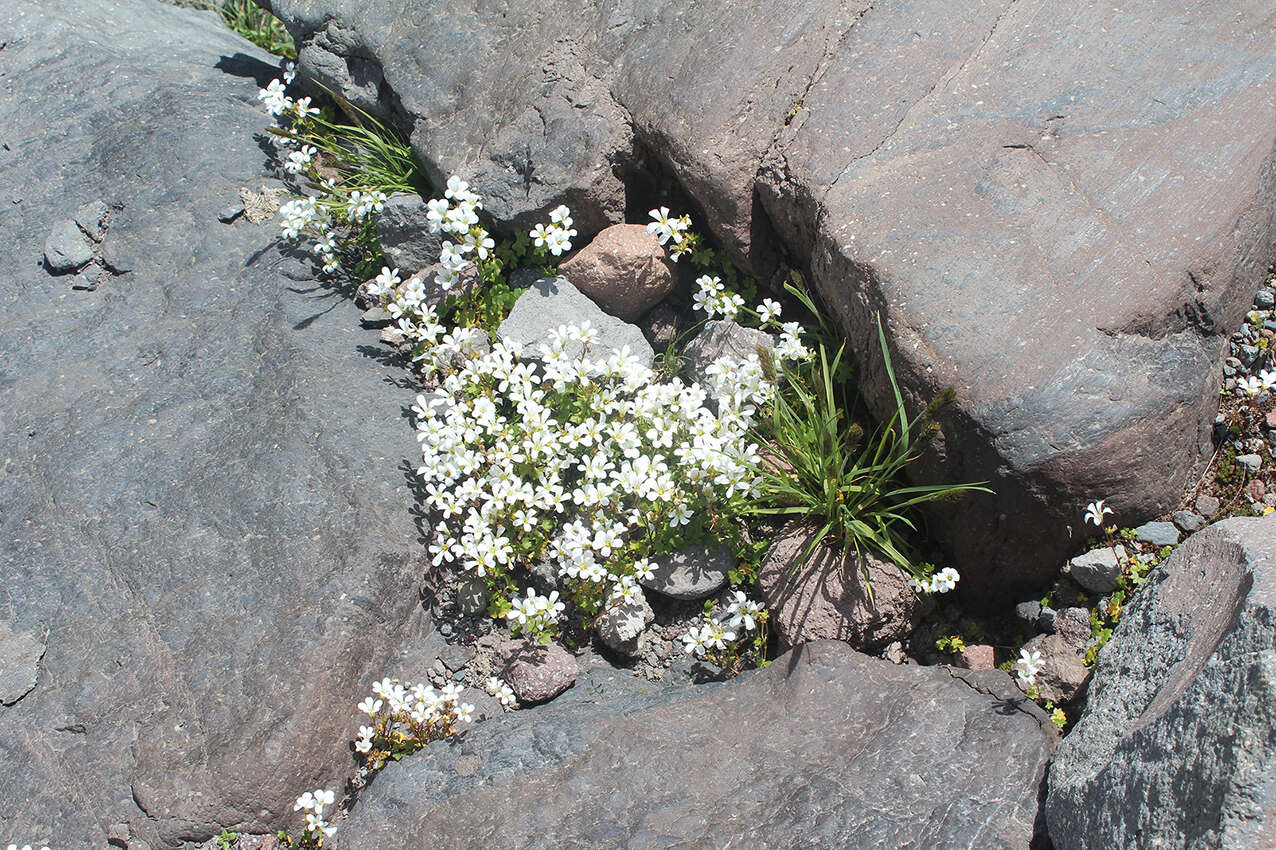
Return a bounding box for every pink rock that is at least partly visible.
[559,224,675,321]
[496,639,578,704]
[759,523,931,652]
[956,644,997,670]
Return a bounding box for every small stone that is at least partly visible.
[498,276,653,367]
[955,644,996,670]
[0,624,45,705]
[1171,510,1205,533]
[1239,344,1261,367]
[70,263,103,291]
[1066,545,1126,594]
[1266,411,1276,430]
[1020,634,1090,704]
[1014,600,1042,630]
[1038,606,1058,633]
[439,622,453,637]
[431,658,446,677]
[880,641,907,664]
[526,560,559,595]
[1195,494,1221,518]
[1133,521,1179,547]
[1256,290,1275,309]
[360,307,392,326]
[1054,607,1092,650]
[1236,453,1263,474]
[438,643,475,672]
[43,219,93,273]
[375,193,444,271]
[217,202,244,223]
[594,593,655,655]
[379,326,406,347]
[681,320,776,387]
[558,223,676,321]
[640,544,733,601]
[1246,479,1267,502]
[496,639,578,704]
[74,200,109,242]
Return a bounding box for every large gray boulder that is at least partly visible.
[331,641,1056,849]
[262,0,1276,602]
[0,2,424,845]
[1046,516,1276,850]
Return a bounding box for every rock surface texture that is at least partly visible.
[332,641,1056,850]
[263,0,1276,601]
[759,523,930,651]
[0,2,425,845]
[1046,516,1276,850]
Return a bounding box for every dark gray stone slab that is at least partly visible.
[1047,516,1276,850]
[0,1,425,845]
[332,642,1055,849]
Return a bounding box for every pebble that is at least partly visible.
[217,202,244,223]
[1015,600,1042,630]
[1038,606,1058,633]
[1236,453,1263,474]
[1247,479,1267,501]
[1172,510,1205,533]
[1258,290,1276,309]
[1134,521,1180,547]
[1195,494,1221,517]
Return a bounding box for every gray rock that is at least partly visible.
[74,200,110,242]
[498,276,653,366]
[1066,545,1126,594]
[1239,344,1262,367]
[1196,494,1222,518]
[217,202,244,224]
[43,218,92,272]
[1047,516,1276,850]
[1038,606,1058,633]
[1014,600,1042,630]
[375,193,443,272]
[680,319,776,387]
[360,306,392,326]
[455,572,488,616]
[758,523,930,652]
[1172,509,1206,533]
[0,624,45,705]
[496,640,578,704]
[1236,453,1263,474]
[1019,634,1089,704]
[0,3,427,844]
[331,642,1056,850]
[1053,607,1092,651]
[1257,289,1275,309]
[438,643,475,673]
[70,263,103,291]
[262,0,1276,603]
[1134,520,1180,547]
[640,544,733,601]
[593,593,654,655]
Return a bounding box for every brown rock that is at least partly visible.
[1195,493,1221,518]
[1021,634,1090,704]
[759,522,931,652]
[1247,478,1268,501]
[558,224,676,321]
[1053,607,1093,651]
[496,639,577,704]
[955,644,996,671]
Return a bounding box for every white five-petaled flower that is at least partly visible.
[1083,499,1113,528]
[1014,647,1043,687]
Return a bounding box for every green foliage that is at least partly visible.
[749,301,989,579]
[285,99,429,198]
[935,634,967,654]
[219,0,296,58]
[216,828,239,850]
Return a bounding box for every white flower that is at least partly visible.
[284,144,317,175]
[257,78,290,116]
[282,60,297,85]
[757,298,782,325]
[647,206,675,244]
[1241,374,1264,395]
[930,567,960,594]
[292,96,320,120]
[1014,647,1043,687]
[1083,499,1113,527]
[548,204,573,229]
[357,696,383,716]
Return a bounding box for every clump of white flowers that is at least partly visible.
[1239,368,1276,396]
[530,205,578,257]
[1014,647,1043,688]
[682,590,768,672]
[647,206,693,259]
[412,319,773,626]
[506,587,567,642]
[354,677,474,771]
[485,676,518,708]
[690,273,813,362]
[425,175,491,291]
[293,788,337,844]
[907,566,960,595]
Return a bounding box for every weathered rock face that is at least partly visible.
[1046,516,1276,850]
[263,0,1276,602]
[759,523,931,651]
[332,641,1056,849]
[0,2,425,845]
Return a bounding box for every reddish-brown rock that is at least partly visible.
[956,644,997,671]
[496,639,578,704]
[558,224,676,321]
[759,523,930,652]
